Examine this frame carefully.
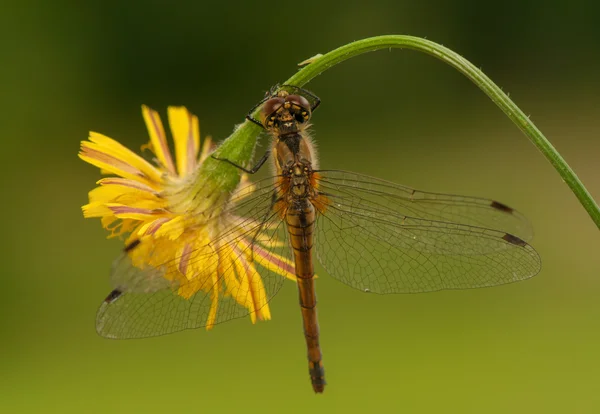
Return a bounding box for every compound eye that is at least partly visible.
[286,94,311,112]
[261,97,285,125]
[286,94,311,123]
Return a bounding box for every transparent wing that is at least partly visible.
[96,175,295,339]
[316,170,533,240]
[313,170,541,294]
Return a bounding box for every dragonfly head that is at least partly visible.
[261,91,311,135]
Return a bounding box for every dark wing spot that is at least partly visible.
[502,233,527,247]
[124,239,141,252]
[491,201,514,214]
[104,289,123,303]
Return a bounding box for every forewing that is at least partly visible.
[313,170,541,294]
[96,176,295,339]
[316,170,533,240]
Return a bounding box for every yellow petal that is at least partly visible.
[136,217,172,237]
[177,279,201,299]
[83,203,115,218]
[87,184,162,207]
[88,133,163,182]
[80,133,163,186]
[247,263,271,321]
[96,177,158,194]
[176,242,219,299]
[142,105,176,175]
[87,203,168,221]
[231,245,262,322]
[235,241,272,321]
[238,238,296,282]
[153,215,188,240]
[168,106,199,176]
[98,216,139,238]
[205,271,221,330]
[109,219,138,238]
[218,246,251,319]
[198,136,214,164]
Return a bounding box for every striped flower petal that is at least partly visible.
[96,177,159,194]
[239,238,297,281]
[79,132,163,186]
[142,105,176,175]
[198,136,214,164]
[107,204,167,221]
[205,271,221,330]
[87,185,161,207]
[168,106,200,176]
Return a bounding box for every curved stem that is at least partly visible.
[214,35,600,229]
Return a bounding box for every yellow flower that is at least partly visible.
[80,106,295,331]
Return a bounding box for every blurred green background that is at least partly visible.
[2,0,600,412]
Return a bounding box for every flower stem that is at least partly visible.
[214,35,600,229]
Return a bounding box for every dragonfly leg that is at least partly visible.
[211,150,271,174]
[245,94,271,127]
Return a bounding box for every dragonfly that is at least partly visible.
[96,85,541,393]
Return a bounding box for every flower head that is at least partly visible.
[80,106,295,330]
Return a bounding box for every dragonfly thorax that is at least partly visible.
[284,162,313,198]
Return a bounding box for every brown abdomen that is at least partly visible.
[286,200,326,393]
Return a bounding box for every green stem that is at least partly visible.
[214,35,600,229]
